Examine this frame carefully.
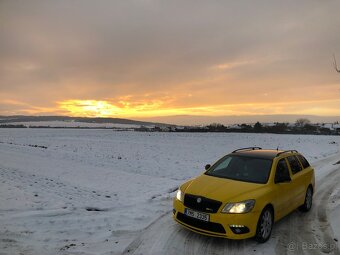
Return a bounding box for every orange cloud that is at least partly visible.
[56,98,340,118]
[58,100,122,117]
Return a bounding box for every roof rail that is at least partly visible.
[232,147,262,153]
[276,150,298,156]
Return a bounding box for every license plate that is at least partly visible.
[184,208,210,222]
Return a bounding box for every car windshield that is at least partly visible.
[205,155,272,184]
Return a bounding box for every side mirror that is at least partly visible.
[205,164,211,170]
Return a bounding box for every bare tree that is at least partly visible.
[333,54,340,73]
[295,118,311,128]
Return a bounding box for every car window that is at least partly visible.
[287,156,302,174]
[212,156,232,172]
[205,155,272,184]
[275,159,290,182]
[296,155,310,169]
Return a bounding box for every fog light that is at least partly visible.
[229,225,250,234]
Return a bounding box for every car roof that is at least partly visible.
[231,149,298,159]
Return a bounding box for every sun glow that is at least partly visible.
[58,100,123,117]
[57,98,340,118]
[58,99,180,117]
[58,99,192,117]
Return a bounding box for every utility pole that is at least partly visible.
[333,54,340,73]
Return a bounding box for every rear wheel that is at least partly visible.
[299,186,313,212]
[255,207,273,243]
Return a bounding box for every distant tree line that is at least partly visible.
[176,118,339,135]
[1,118,339,135]
[0,124,26,128]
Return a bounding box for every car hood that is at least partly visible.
[182,174,265,202]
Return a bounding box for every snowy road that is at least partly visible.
[123,154,340,255]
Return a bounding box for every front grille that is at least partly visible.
[176,212,226,234]
[184,194,222,213]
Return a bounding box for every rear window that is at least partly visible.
[287,156,302,174]
[296,155,310,169]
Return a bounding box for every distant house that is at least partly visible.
[323,123,334,130]
[227,124,242,129]
[320,123,340,135]
[334,124,340,135]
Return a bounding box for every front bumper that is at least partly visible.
[173,199,260,239]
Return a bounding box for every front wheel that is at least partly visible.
[299,186,313,212]
[255,207,273,243]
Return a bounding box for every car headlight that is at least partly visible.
[176,189,184,202]
[221,199,255,213]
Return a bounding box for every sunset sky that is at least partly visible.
[1,0,340,122]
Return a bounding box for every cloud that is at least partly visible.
[0,0,340,117]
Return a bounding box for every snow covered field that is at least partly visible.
[0,129,339,255]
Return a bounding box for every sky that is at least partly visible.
[1,0,340,122]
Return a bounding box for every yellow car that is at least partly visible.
[173,147,315,242]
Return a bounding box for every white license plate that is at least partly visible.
[184,208,210,222]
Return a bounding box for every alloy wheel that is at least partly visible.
[260,210,272,240]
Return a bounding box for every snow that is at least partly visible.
[0,129,339,254]
[330,189,340,242]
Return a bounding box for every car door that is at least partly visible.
[273,158,295,220]
[296,154,314,205]
[286,155,304,208]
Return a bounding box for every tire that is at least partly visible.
[255,206,273,243]
[299,186,313,212]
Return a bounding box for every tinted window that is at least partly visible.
[296,155,310,169]
[275,159,290,183]
[205,155,272,184]
[287,156,302,174]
